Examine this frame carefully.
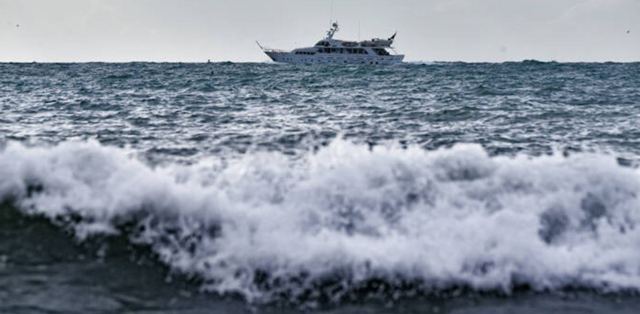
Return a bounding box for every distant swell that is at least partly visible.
[2,139,640,302]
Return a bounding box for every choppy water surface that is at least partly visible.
[1,62,640,313]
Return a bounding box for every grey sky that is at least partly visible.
[1,0,638,62]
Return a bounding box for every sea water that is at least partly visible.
[1,61,640,313]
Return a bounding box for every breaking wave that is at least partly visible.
[2,139,640,303]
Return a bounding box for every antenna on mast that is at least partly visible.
[324,0,338,39]
[330,0,334,26]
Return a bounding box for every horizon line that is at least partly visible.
[1,60,639,64]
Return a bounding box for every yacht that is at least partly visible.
[258,22,404,65]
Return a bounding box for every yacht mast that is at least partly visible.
[326,22,339,39]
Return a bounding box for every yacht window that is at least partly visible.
[373,48,390,56]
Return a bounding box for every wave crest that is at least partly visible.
[2,139,640,302]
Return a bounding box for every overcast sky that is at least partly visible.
[1,0,639,62]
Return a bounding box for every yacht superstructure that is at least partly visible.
[259,22,404,65]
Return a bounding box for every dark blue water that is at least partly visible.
[2,62,640,313]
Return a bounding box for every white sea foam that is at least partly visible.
[2,139,640,301]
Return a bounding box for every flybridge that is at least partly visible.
[259,22,404,65]
[314,35,396,49]
[318,22,397,48]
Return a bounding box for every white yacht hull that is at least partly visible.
[259,22,404,65]
[265,51,404,65]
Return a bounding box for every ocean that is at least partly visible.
[1,61,640,313]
